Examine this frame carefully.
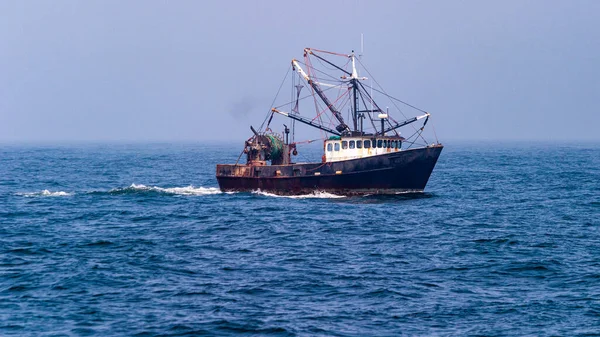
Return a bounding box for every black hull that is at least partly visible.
[216,145,443,195]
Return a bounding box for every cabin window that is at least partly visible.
[398,141,402,149]
[356,140,362,149]
[383,140,388,148]
[364,140,371,148]
[327,143,332,152]
[349,140,355,149]
[395,140,400,149]
[342,141,348,149]
[377,139,383,148]
[334,143,340,151]
[387,140,392,148]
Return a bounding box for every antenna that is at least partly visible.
[360,33,364,59]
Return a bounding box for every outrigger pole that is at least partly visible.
[271,108,342,136]
[379,113,430,136]
[273,108,427,138]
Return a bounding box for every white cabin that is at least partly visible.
[324,137,403,162]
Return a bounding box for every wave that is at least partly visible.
[109,184,222,196]
[251,190,345,199]
[17,190,72,197]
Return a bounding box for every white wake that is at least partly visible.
[124,183,222,195]
[251,190,345,199]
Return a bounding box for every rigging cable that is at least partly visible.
[368,86,428,114]
[357,90,378,133]
[274,82,345,110]
[259,65,291,132]
[305,53,325,138]
[356,57,428,113]
[431,122,439,144]
[313,56,351,76]
[311,89,350,123]
[295,59,347,84]
[309,48,348,57]
[356,56,428,140]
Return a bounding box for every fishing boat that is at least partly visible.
[216,48,443,195]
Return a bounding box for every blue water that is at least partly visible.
[1,141,599,336]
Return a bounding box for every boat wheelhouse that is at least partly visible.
[324,136,404,162]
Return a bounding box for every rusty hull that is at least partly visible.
[216,144,443,195]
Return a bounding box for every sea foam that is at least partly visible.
[117,184,222,196]
[251,190,345,199]
[18,190,72,197]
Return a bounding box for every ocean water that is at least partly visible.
[1,141,599,336]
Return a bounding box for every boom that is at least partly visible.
[271,108,341,136]
[291,59,350,134]
[379,113,430,135]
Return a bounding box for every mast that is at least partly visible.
[350,51,360,133]
[352,79,358,132]
[291,59,351,134]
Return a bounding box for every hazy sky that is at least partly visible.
[1,0,598,142]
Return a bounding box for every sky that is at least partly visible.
[1,0,599,142]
